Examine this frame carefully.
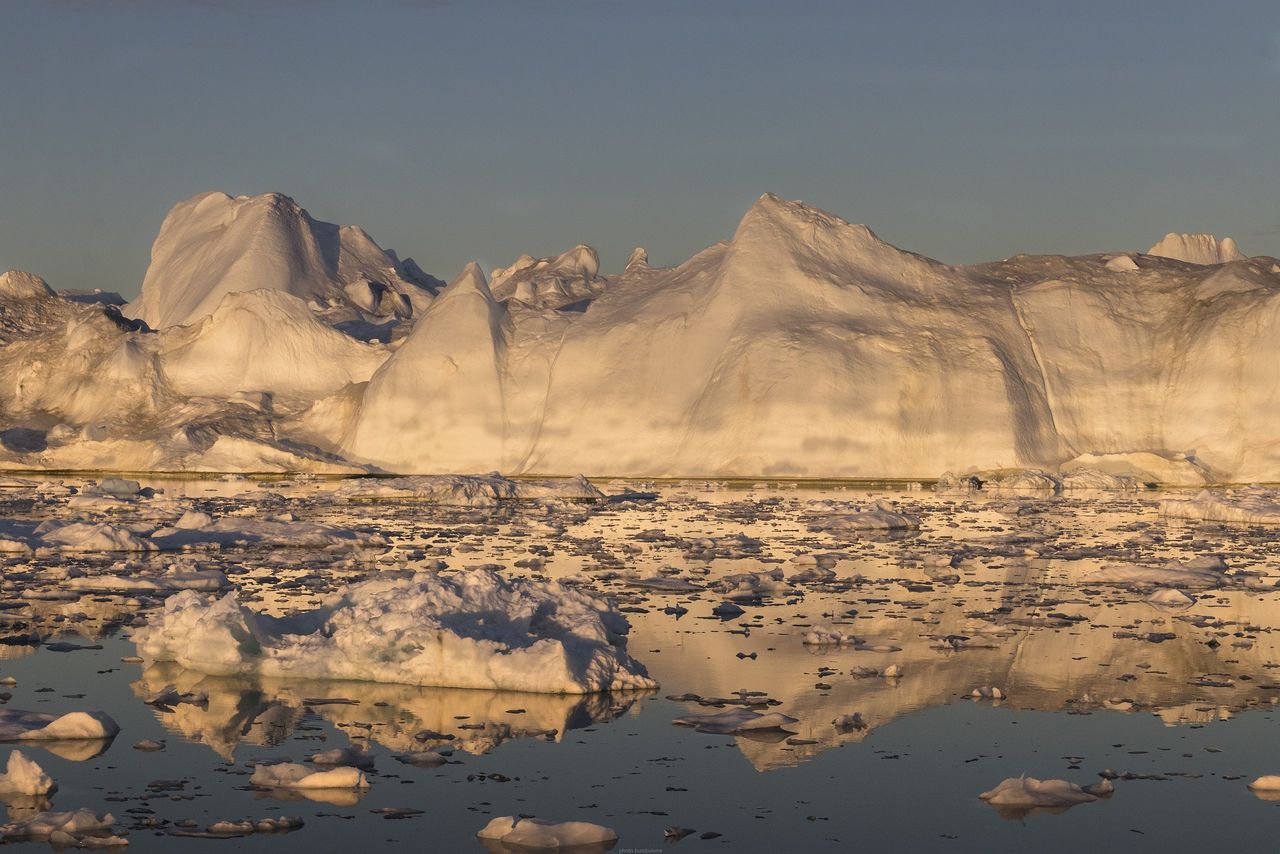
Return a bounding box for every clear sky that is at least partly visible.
[2,0,1278,297]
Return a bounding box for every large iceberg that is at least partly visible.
[135,569,657,694]
[4,190,1280,480]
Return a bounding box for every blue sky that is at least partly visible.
[1,0,1277,296]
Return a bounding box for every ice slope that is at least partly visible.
[347,195,1064,476]
[156,289,389,403]
[127,191,438,330]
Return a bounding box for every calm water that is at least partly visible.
[1,479,1278,851]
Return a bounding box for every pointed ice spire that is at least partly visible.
[624,247,649,271]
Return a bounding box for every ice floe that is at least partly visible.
[136,569,656,694]
[250,762,369,790]
[476,816,618,851]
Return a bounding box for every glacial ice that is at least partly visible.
[3,191,1278,480]
[135,569,657,694]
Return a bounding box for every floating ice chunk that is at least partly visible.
[0,710,120,742]
[979,775,1104,808]
[1145,588,1195,608]
[1248,775,1280,792]
[0,808,120,843]
[673,708,799,734]
[250,762,368,790]
[136,569,656,694]
[0,752,55,796]
[84,478,143,498]
[808,500,920,532]
[477,816,618,851]
[35,522,156,552]
[195,816,304,837]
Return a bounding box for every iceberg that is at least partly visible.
[4,190,1280,481]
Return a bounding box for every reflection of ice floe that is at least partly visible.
[136,569,656,694]
[673,708,798,735]
[1161,487,1280,525]
[1086,556,1233,588]
[132,663,654,760]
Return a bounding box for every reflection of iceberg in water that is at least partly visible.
[0,794,52,823]
[252,785,367,808]
[131,663,655,760]
[642,578,1280,772]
